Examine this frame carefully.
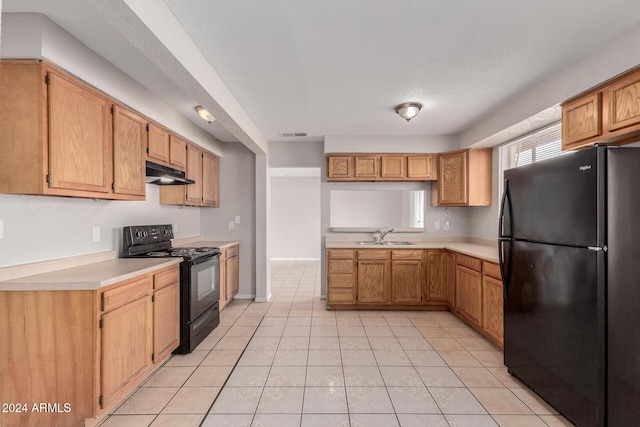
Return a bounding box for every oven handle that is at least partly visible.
[190,252,220,267]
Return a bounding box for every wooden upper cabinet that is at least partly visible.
[432,149,492,207]
[380,156,406,179]
[185,144,204,204]
[607,72,640,132]
[407,155,436,180]
[169,135,188,169]
[562,93,602,149]
[327,155,353,179]
[562,66,640,150]
[202,151,220,207]
[354,155,379,179]
[147,123,170,164]
[112,105,146,197]
[326,153,435,181]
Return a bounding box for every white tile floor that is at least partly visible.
[99,260,573,427]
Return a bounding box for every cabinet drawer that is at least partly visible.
[226,244,239,258]
[154,266,179,290]
[456,254,482,272]
[358,250,391,260]
[328,288,354,304]
[329,259,354,274]
[392,250,422,260]
[102,276,150,312]
[328,249,354,259]
[328,274,354,288]
[483,261,502,280]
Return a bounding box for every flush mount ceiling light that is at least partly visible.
[394,102,422,122]
[195,105,215,123]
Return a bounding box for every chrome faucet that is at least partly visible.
[379,227,395,242]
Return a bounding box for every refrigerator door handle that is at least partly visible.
[498,238,512,297]
[499,179,512,239]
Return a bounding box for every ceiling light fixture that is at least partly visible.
[394,102,422,122]
[195,105,215,123]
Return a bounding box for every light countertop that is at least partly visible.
[0,258,181,291]
[326,240,499,263]
[176,240,239,250]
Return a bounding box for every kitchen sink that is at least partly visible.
[358,241,415,245]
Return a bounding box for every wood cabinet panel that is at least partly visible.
[357,259,389,304]
[327,156,353,179]
[608,73,640,132]
[101,294,152,409]
[154,266,180,290]
[169,135,187,169]
[445,252,456,308]
[113,105,146,197]
[47,70,112,194]
[185,144,203,204]
[562,93,602,147]
[329,259,354,274]
[153,281,180,363]
[456,254,482,272]
[220,244,240,310]
[437,150,467,205]
[456,265,482,329]
[203,152,220,207]
[380,156,406,178]
[426,251,447,302]
[354,155,379,179]
[147,123,170,164]
[482,275,504,348]
[102,276,150,312]
[328,249,355,259]
[391,259,422,304]
[407,155,436,180]
[327,250,355,306]
[482,261,502,280]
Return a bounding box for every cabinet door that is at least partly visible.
[380,156,406,179]
[445,252,456,308]
[327,156,353,179]
[354,156,379,179]
[219,251,228,309]
[437,151,468,205]
[147,124,170,163]
[407,155,435,180]
[202,152,220,207]
[228,252,239,298]
[456,265,482,329]
[426,251,447,302]
[185,144,203,205]
[391,259,422,304]
[357,259,389,304]
[153,281,180,363]
[169,135,187,169]
[112,105,146,197]
[482,275,504,347]
[562,93,602,148]
[101,295,152,408]
[607,72,640,132]
[47,71,111,193]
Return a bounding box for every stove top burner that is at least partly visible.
[122,225,219,260]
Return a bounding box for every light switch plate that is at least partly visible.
[444,220,450,230]
[92,226,101,242]
[235,215,241,224]
[434,221,441,230]
[228,221,235,230]
[173,223,178,234]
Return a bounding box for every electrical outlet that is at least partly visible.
[228,221,235,230]
[444,220,450,230]
[0,219,4,240]
[434,221,441,230]
[173,223,178,234]
[235,215,241,224]
[92,226,101,242]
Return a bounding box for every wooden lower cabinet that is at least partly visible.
[456,264,483,329]
[426,251,447,303]
[482,261,504,348]
[391,250,423,304]
[326,250,356,306]
[219,243,240,310]
[357,250,390,304]
[153,266,181,363]
[0,264,180,427]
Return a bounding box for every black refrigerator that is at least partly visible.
[499,145,640,427]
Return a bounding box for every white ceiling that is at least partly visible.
[4,1,640,148]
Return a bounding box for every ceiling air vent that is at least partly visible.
[280,132,308,137]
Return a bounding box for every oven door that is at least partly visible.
[189,253,220,322]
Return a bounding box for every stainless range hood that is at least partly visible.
[145,161,195,185]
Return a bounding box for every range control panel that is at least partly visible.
[123,224,174,247]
